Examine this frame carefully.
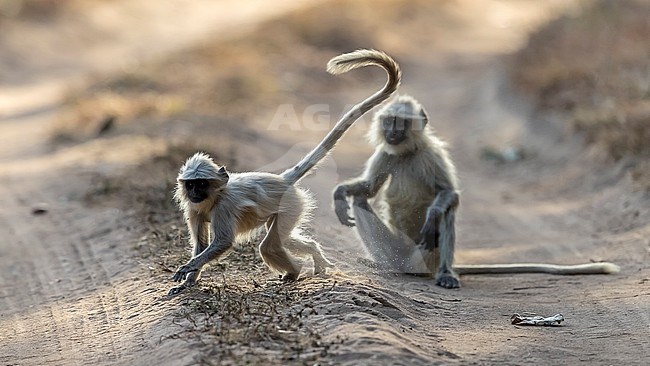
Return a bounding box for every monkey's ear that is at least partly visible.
[420,108,429,126]
[218,166,229,178]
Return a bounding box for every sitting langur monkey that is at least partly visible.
[169,49,401,295]
[333,95,619,288]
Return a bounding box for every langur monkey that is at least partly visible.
[333,95,619,288]
[169,49,401,295]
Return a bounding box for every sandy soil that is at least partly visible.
[1,1,648,365]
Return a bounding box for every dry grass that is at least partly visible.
[513,0,650,171]
[172,276,342,365]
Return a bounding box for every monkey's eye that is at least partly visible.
[185,181,194,189]
[381,118,393,129]
[198,180,207,188]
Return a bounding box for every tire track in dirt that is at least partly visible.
[0,168,190,365]
[0,177,124,364]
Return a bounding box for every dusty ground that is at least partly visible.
[0,0,648,365]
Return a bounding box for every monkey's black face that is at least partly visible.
[382,116,411,145]
[184,179,211,203]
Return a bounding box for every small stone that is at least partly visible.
[31,204,49,215]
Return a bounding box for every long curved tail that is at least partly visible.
[454,262,620,275]
[281,49,401,184]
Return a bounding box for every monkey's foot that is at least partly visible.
[435,273,460,289]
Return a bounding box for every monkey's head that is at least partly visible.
[370,95,429,155]
[175,152,229,205]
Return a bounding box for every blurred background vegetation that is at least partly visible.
[514,0,650,163]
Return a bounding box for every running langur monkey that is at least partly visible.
[169,49,401,295]
[333,95,619,288]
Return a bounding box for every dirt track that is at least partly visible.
[1,1,649,365]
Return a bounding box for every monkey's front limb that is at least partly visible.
[432,209,459,288]
[167,247,209,296]
[169,236,233,295]
[418,189,460,288]
[172,239,233,281]
[418,190,459,250]
[334,151,393,226]
[334,170,390,226]
[333,184,356,227]
[187,219,211,280]
[190,218,210,257]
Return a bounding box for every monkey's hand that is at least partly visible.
[333,185,355,227]
[172,262,200,282]
[334,198,355,227]
[418,208,442,250]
